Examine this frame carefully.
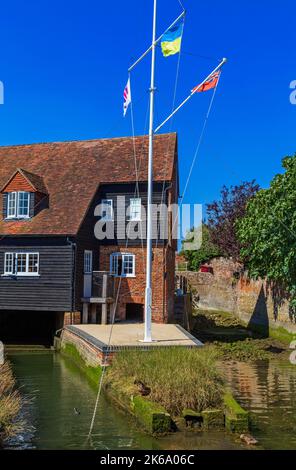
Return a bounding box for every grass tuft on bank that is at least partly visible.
[105,347,224,416]
[192,309,288,361]
[0,361,23,446]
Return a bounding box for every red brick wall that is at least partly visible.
[4,172,34,192]
[99,245,175,323]
[63,311,81,326]
[61,328,114,366]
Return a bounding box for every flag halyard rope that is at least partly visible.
[87,93,150,443]
[157,15,185,248]
[171,74,222,243]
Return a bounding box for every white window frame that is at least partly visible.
[84,250,93,274]
[101,199,113,221]
[110,252,135,278]
[6,191,30,219]
[4,253,14,275]
[128,197,142,221]
[17,191,30,218]
[3,252,39,276]
[7,192,17,219]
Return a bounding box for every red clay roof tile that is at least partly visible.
[0,133,177,236]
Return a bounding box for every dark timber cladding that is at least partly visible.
[0,237,74,311]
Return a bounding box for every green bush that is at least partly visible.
[182,225,221,271]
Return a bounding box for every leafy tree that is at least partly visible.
[237,155,296,306]
[207,180,260,260]
[182,224,222,271]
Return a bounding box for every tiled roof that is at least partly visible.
[0,133,177,236]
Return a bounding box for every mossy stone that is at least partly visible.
[223,392,249,419]
[225,415,249,433]
[223,391,249,433]
[60,342,102,385]
[132,396,172,434]
[182,409,202,419]
[201,409,224,428]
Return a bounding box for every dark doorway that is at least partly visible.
[125,303,144,322]
[0,310,60,346]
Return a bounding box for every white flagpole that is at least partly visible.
[154,57,227,133]
[143,0,157,343]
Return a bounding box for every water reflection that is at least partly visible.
[9,352,159,450]
[223,360,296,450]
[8,352,296,450]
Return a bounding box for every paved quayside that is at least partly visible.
[64,323,202,352]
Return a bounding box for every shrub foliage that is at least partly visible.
[237,155,296,309]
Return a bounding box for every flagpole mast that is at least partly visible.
[143,0,157,343]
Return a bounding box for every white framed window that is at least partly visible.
[17,192,30,218]
[7,192,17,218]
[3,252,39,276]
[26,253,39,274]
[6,191,30,219]
[110,253,135,277]
[84,250,93,274]
[128,198,142,221]
[4,253,14,275]
[101,199,113,221]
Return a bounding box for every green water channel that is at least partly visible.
[7,352,296,450]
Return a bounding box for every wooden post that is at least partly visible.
[102,304,108,325]
[101,274,108,325]
[90,304,97,324]
[0,341,4,365]
[102,273,108,298]
[184,293,192,332]
[82,303,89,324]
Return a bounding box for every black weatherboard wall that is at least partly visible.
[0,183,173,313]
[0,237,74,311]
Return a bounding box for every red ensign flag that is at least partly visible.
[192,70,221,93]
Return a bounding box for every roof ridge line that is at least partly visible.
[0,132,177,149]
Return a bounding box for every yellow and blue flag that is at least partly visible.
[161,21,184,57]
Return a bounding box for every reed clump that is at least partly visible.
[0,361,23,446]
[105,346,224,416]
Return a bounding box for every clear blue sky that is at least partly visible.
[0,0,295,209]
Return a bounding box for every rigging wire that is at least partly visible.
[87,92,150,442]
[171,74,221,240]
[157,16,184,247]
[177,0,186,12]
[87,19,189,436]
[130,79,146,266]
[181,75,221,203]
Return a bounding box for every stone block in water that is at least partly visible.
[201,409,225,428]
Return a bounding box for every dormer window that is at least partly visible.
[1,168,48,222]
[7,191,30,219]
